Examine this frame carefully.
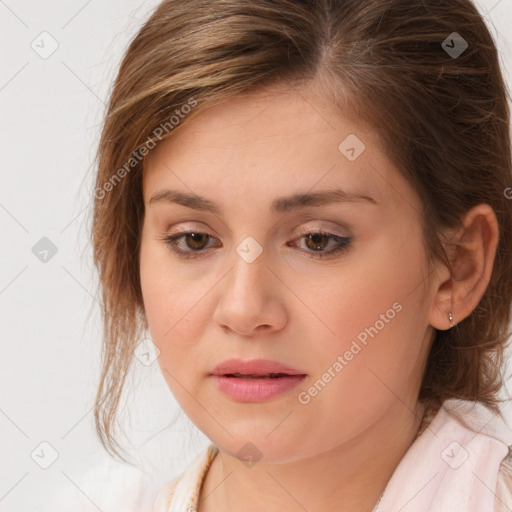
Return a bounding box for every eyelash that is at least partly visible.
[161,230,352,260]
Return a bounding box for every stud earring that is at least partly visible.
[448,312,455,328]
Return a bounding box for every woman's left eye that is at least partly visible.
[161,230,352,259]
[290,231,352,258]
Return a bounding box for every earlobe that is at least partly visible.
[428,204,499,331]
[428,270,455,331]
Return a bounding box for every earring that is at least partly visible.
[448,312,455,328]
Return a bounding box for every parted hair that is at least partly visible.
[91,0,512,461]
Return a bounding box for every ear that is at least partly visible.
[429,203,499,330]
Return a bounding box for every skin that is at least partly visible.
[139,80,499,512]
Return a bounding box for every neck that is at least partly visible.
[198,401,426,512]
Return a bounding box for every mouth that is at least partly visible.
[223,373,296,379]
[210,360,307,402]
[211,373,307,403]
[211,358,306,377]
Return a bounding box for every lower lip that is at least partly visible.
[212,375,307,403]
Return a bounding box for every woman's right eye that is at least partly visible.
[162,231,219,259]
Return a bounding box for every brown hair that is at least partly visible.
[92,0,512,461]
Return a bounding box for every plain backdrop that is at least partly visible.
[1,0,512,510]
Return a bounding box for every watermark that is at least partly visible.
[31,31,59,60]
[236,236,263,264]
[297,301,403,405]
[338,133,365,161]
[30,441,59,469]
[94,97,198,200]
[32,236,58,263]
[134,337,160,366]
[441,441,469,469]
[441,32,468,59]
[236,442,263,468]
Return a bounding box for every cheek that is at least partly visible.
[139,239,212,375]
[140,239,182,352]
[140,241,167,336]
[293,258,428,443]
[303,232,429,384]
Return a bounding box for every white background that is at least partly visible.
[1,0,512,510]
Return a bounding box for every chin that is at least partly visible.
[210,429,314,465]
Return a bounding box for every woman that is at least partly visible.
[91,0,512,510]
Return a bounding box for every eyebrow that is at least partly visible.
[148,187,378,215]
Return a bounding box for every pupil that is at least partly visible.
[307,233,328,251]
[187,233,208,250]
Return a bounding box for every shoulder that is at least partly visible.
[438,400,512,512]
[153,443,219,512]
[438,399,512,451]
[495,448,512,511]
[153,475,181,512]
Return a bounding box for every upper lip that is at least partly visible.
[211,358,306,376]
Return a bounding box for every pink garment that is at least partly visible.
[153,399,512,511]
[376,399,512,511]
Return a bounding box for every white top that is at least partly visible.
[153,399,512,512]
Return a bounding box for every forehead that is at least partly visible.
[142,83,420,218]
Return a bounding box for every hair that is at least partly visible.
[91,0,512,461]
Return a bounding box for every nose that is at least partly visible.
[212,248,287,337]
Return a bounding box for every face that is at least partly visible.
[140,81,436,463]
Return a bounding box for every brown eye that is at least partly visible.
[184,233,210,250]
[163,231,219,258]
[304,233,330,251]
[290,231,352,259]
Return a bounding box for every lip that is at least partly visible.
[210,358,307,403]
[211,358,305,377]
